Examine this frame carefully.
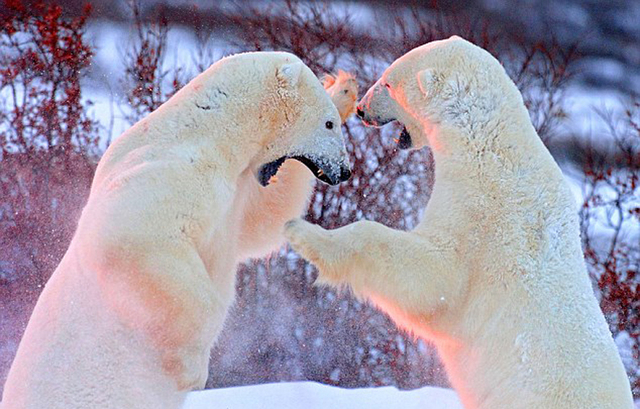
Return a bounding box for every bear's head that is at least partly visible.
[247,53,351,187]
[186,52,351,187]
[323,70,358,123]
[356,36,515,152]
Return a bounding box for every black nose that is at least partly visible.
[356,106,365,119]
[340,166,352,182]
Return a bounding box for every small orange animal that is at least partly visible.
[323,70,358,123]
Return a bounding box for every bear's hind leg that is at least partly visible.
[96,243,223,392]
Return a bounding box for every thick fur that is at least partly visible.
[285,37,634,409]
[2,52,350,409]
[323,70,358,123]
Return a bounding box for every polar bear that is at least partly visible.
[2,52,351,409]
[285,37,634,409]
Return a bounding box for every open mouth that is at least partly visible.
[392,124,412,150]
[257,155,348,187]
[398,126,412,149]
[291,155,336,185]
[257,157,286,186]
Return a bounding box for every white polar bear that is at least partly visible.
[285,37,634,409]
[2,52,351,409]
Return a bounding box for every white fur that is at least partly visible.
[2,52,349,409]
[285,37,634,409]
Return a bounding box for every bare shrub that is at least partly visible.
[0,0,98,285]
[580,102,640,395]
[0,0,98,388]
[121,0,184,124]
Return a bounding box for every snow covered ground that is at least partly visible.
[182,382,462,409]
[183,382,640,409]
[3,382,640,408]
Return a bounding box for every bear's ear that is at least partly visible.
[416,69,439,97]
[277,61,303,88]
[322,73,336,90]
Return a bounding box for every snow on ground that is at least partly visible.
[182,382,462,409]
[183,382,640,409]
[4,382,640,408]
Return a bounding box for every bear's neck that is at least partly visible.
[133,72,275,183]
[430,103,562,207]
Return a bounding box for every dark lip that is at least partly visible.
[290,155,337,185]
[397,126,412,149]
[257,157,286,186]
[359,114,394,127]
[257,155,341,187]
[367,117,394,127]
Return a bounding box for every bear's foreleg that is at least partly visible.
[284,218,462,314]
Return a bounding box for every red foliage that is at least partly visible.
[0,0,98,383]
[1,0,97,157]
[121,0,184,125]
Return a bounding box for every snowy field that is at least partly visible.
[3,382,640,408]
[184,382,640,409]
[182,382,462,409]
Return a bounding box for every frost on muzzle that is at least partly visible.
[257,137,351,187]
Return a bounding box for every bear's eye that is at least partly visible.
[343,89,349,94]
[384,83,391,89]
[325,121,334,130]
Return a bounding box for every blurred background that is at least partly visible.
[1,0,638,400]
